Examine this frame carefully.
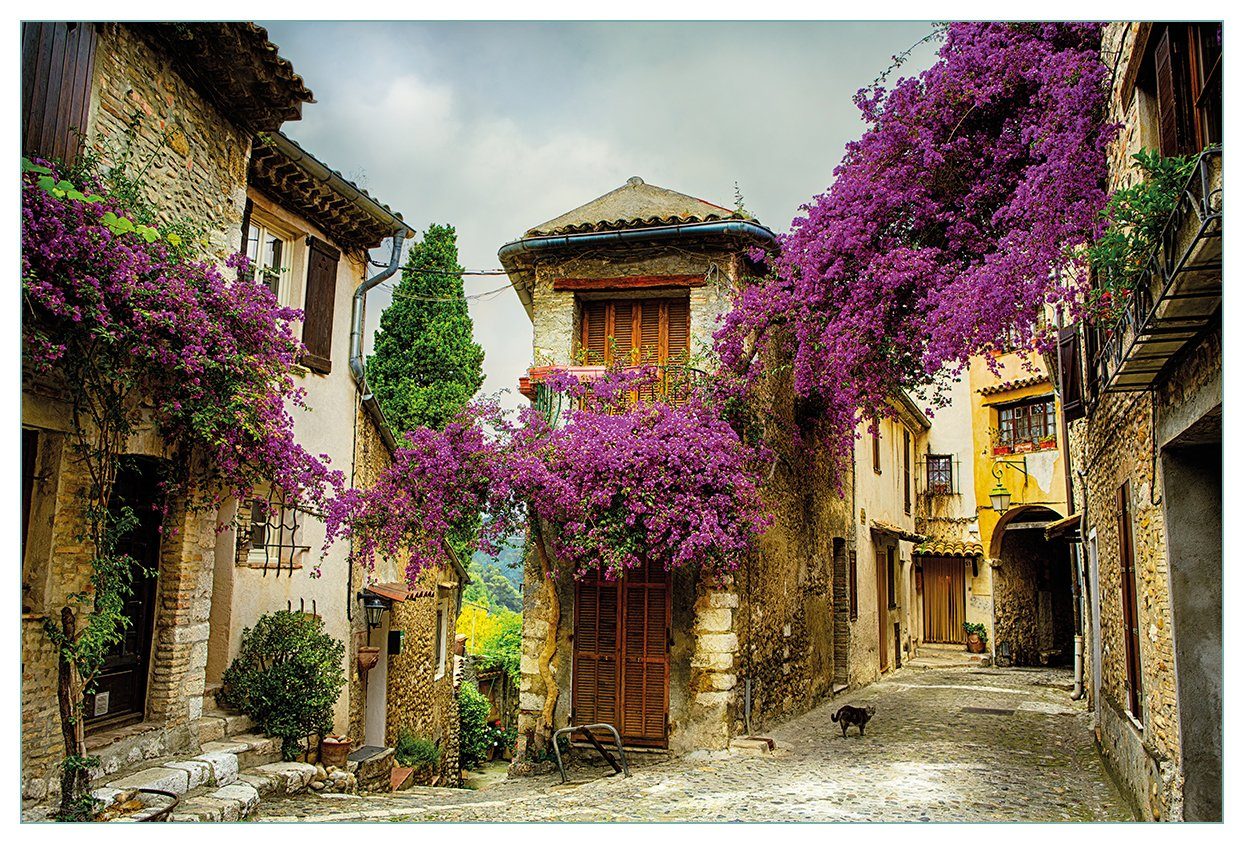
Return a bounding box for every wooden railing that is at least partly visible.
[528,364,708,426]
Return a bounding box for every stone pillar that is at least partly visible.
[686,577,739,750]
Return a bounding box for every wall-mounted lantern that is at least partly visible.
[989,457,1029,513]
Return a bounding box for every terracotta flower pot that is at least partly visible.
[321,735,352,768]
[966,633,986,654]
[357,645,381,676]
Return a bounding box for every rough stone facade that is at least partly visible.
[20,24,254,807]
[506,189,855,761]
[1065,21,1223,822]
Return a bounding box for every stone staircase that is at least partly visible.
[84,686,355,822]
[907,642,991,669]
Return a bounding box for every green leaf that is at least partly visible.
[22,158,53,174]
[36,175,57,191]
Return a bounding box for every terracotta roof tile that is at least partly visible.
[914,540,984,557]
[978,374,1050,396]
[525,176,752,236]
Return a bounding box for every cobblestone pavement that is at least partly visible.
[251,663,1134,823]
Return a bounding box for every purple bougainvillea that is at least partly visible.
[715,22,1115,462]
[21,165,344,512]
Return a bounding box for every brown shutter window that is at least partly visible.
[302,238,339,374]
[1117,481,1144,722]
[903,430,912,513]
[848,550,859,621]
[1058,326,1086,422]
[872,423,882,474]
[22,22,97,166]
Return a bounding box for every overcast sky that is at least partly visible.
[259,21,940,406]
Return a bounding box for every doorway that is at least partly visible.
[922,556,966,644]
[572,558,670,746]
[84,457,162,730]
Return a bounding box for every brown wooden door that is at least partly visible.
[85,457,162,730]
[573,559,670,746]
[922,556,966,644]
[877,552,889,672]
[1118,482,1144,721]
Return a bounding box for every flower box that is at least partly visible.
[1014,441,1035,454]
[992,445,1013,456]
[1038,438,1057,450]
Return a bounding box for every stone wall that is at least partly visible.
[88,24,252,260]
[1068,22,1222,822]
[384,565,461,786]
[21,24,253,807]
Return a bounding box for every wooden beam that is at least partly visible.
[553,275,707,292]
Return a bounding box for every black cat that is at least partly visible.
[831,704,875,737]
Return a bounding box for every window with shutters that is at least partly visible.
[887,547,897,609]
[1117,481,1144,723]
[903,430,912,514]
[243,215,296,306]
[301,238,340,373]
[848,551,859,621]
[871,422,882,474]
[22,22,97,166]
[1137,24,1221,157]
[926,454,954,495]
[1058,326,1086,422]
[577,296,691,367]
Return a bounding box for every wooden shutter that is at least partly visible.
[22,22,97,166]
[872,424,882,473]
[1058,327,1085,422]
[848,550,859,620]
[666,298,690,363]
[572,570,620,728]
[619,558,669,744]
[302,237,339,374]
[903,430,912,513]
[1117,482,1144,721]
[1154,27,1183,156]
[581,301,609,365]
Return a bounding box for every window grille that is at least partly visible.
[245,489,310,577]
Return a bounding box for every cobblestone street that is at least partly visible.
[251,662,1134,823]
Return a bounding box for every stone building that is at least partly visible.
[1057,22,1221,821]
[21,22,456,810]
[847,396,930,685]
[500,177,861,759]
[21,21,312,807]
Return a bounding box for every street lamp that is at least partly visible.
[989,458,1029,513]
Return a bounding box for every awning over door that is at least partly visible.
[364,581,434,603]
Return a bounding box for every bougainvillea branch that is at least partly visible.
[715,22,1115,462]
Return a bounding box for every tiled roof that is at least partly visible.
[978,374,1051,396]
[869,520,928,543]
[249,132,413,252]
[133,23,314,133]
[914,540,984,557]
[525,176,752,236]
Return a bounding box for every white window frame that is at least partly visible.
[244,214,298,308]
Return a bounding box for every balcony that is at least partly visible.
[1090,147,1222,394]
[519,364,708,426]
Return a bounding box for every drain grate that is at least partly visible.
[961,706,1015,716]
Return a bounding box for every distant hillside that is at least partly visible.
[466,535,525,612]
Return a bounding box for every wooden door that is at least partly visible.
[922,556,966,644]
[85,457,162,730]
[877,552,889,672]
[572,559,670,746]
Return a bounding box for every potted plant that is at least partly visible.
[963,622,988,654]
[1039,436,1057,450]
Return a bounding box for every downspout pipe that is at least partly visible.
[350,229,406,453]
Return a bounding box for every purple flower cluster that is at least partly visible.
[22,167,343,512]
[327,376,769,584]
[715,23,1114,463]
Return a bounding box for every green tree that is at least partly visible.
[367,223,485,437]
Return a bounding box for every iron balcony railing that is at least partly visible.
[530,364,709,427]
[1089,146,1222,395]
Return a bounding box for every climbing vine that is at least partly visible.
[714,22,1116,463]
[22,155,341,818]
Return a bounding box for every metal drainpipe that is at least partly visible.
[349,230,406,453]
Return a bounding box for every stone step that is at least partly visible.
[193,710,256,744]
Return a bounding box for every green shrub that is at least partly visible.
[963,621,989,644]
[476,608,522,685]
[394,729,441,769]
[458,685,492,767]
[219,611,346,760]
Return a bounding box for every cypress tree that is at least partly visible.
[367,224,485,437]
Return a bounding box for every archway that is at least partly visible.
[991,505,1074,667]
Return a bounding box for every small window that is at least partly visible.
[244,494,307,574]
[848,551,858,621]
[872,422,882,474]
[434,605,447,679]
[996,397,1056,452]
[927,454,954,495]
[243,217,295,306]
